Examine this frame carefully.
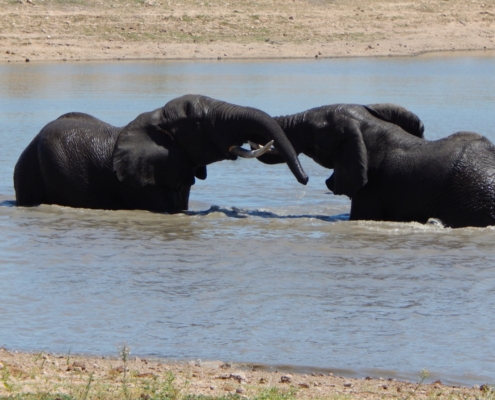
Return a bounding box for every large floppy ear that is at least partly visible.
[112,112,196,189]
[328,120,368,198]
[364,103,425,138]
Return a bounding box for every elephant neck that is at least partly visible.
[368,125,424,153]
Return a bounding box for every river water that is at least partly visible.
[0,51,495,386]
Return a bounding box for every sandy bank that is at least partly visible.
[1,0,494,62]
[1,348,492,399]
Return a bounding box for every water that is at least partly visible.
[1,51,495,386]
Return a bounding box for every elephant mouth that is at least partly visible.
[228,140,274,158]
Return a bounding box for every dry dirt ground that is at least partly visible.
[0,0,494,62]
[0,348,492,399]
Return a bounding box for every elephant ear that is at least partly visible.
[364,103,425,138]
[113,115,195,189]
[328,120,368,198]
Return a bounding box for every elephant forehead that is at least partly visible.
[305,106,349,129]
[163,95,214,120]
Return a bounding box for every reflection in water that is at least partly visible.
[0,54,495,386]
[186,205,349,223]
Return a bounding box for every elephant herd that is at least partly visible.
[13,94,495,228]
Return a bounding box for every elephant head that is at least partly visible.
[253,103,425,198]
[112,94,309,191]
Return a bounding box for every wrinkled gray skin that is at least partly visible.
[257,103,495,228]
[14,94,308,213]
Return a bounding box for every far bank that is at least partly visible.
[1,0,494,63]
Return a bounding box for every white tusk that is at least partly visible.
[249,141,280,156]
[229,140,274,158]
[248,141,262,150]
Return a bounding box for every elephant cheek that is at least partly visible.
[193,145,231,165]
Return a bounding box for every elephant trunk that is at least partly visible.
[210,101,309,185]
[252,114,307,165]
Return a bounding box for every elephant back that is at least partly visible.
[38,114,121,206]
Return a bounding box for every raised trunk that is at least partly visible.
[161,95,308,185]
[210,100,309,185]
[255,113,309,165]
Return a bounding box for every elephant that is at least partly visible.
[14,94,308,213]
[254,103,495,228]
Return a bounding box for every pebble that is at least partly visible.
[230,373,247,382]
[280,374,292,383]
[344,382,353,388]
[72,361,86,370]
[218,373,247,382]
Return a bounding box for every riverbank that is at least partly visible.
[1,0,494,62]
[0,348,492,399]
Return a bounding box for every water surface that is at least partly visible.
[1,51,495,386]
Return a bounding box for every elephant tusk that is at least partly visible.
[248,141,280,156]
[229,140,274,158]
[248,141,262,150]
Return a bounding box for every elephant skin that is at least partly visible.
[14,94,308,213]
[258,103,495,228]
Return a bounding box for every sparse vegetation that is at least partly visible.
[0,347,494,400]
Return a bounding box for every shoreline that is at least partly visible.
[1,0,494,63]
[3,43,494,64]
[0,348,492,399]
[4,46,495,64]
